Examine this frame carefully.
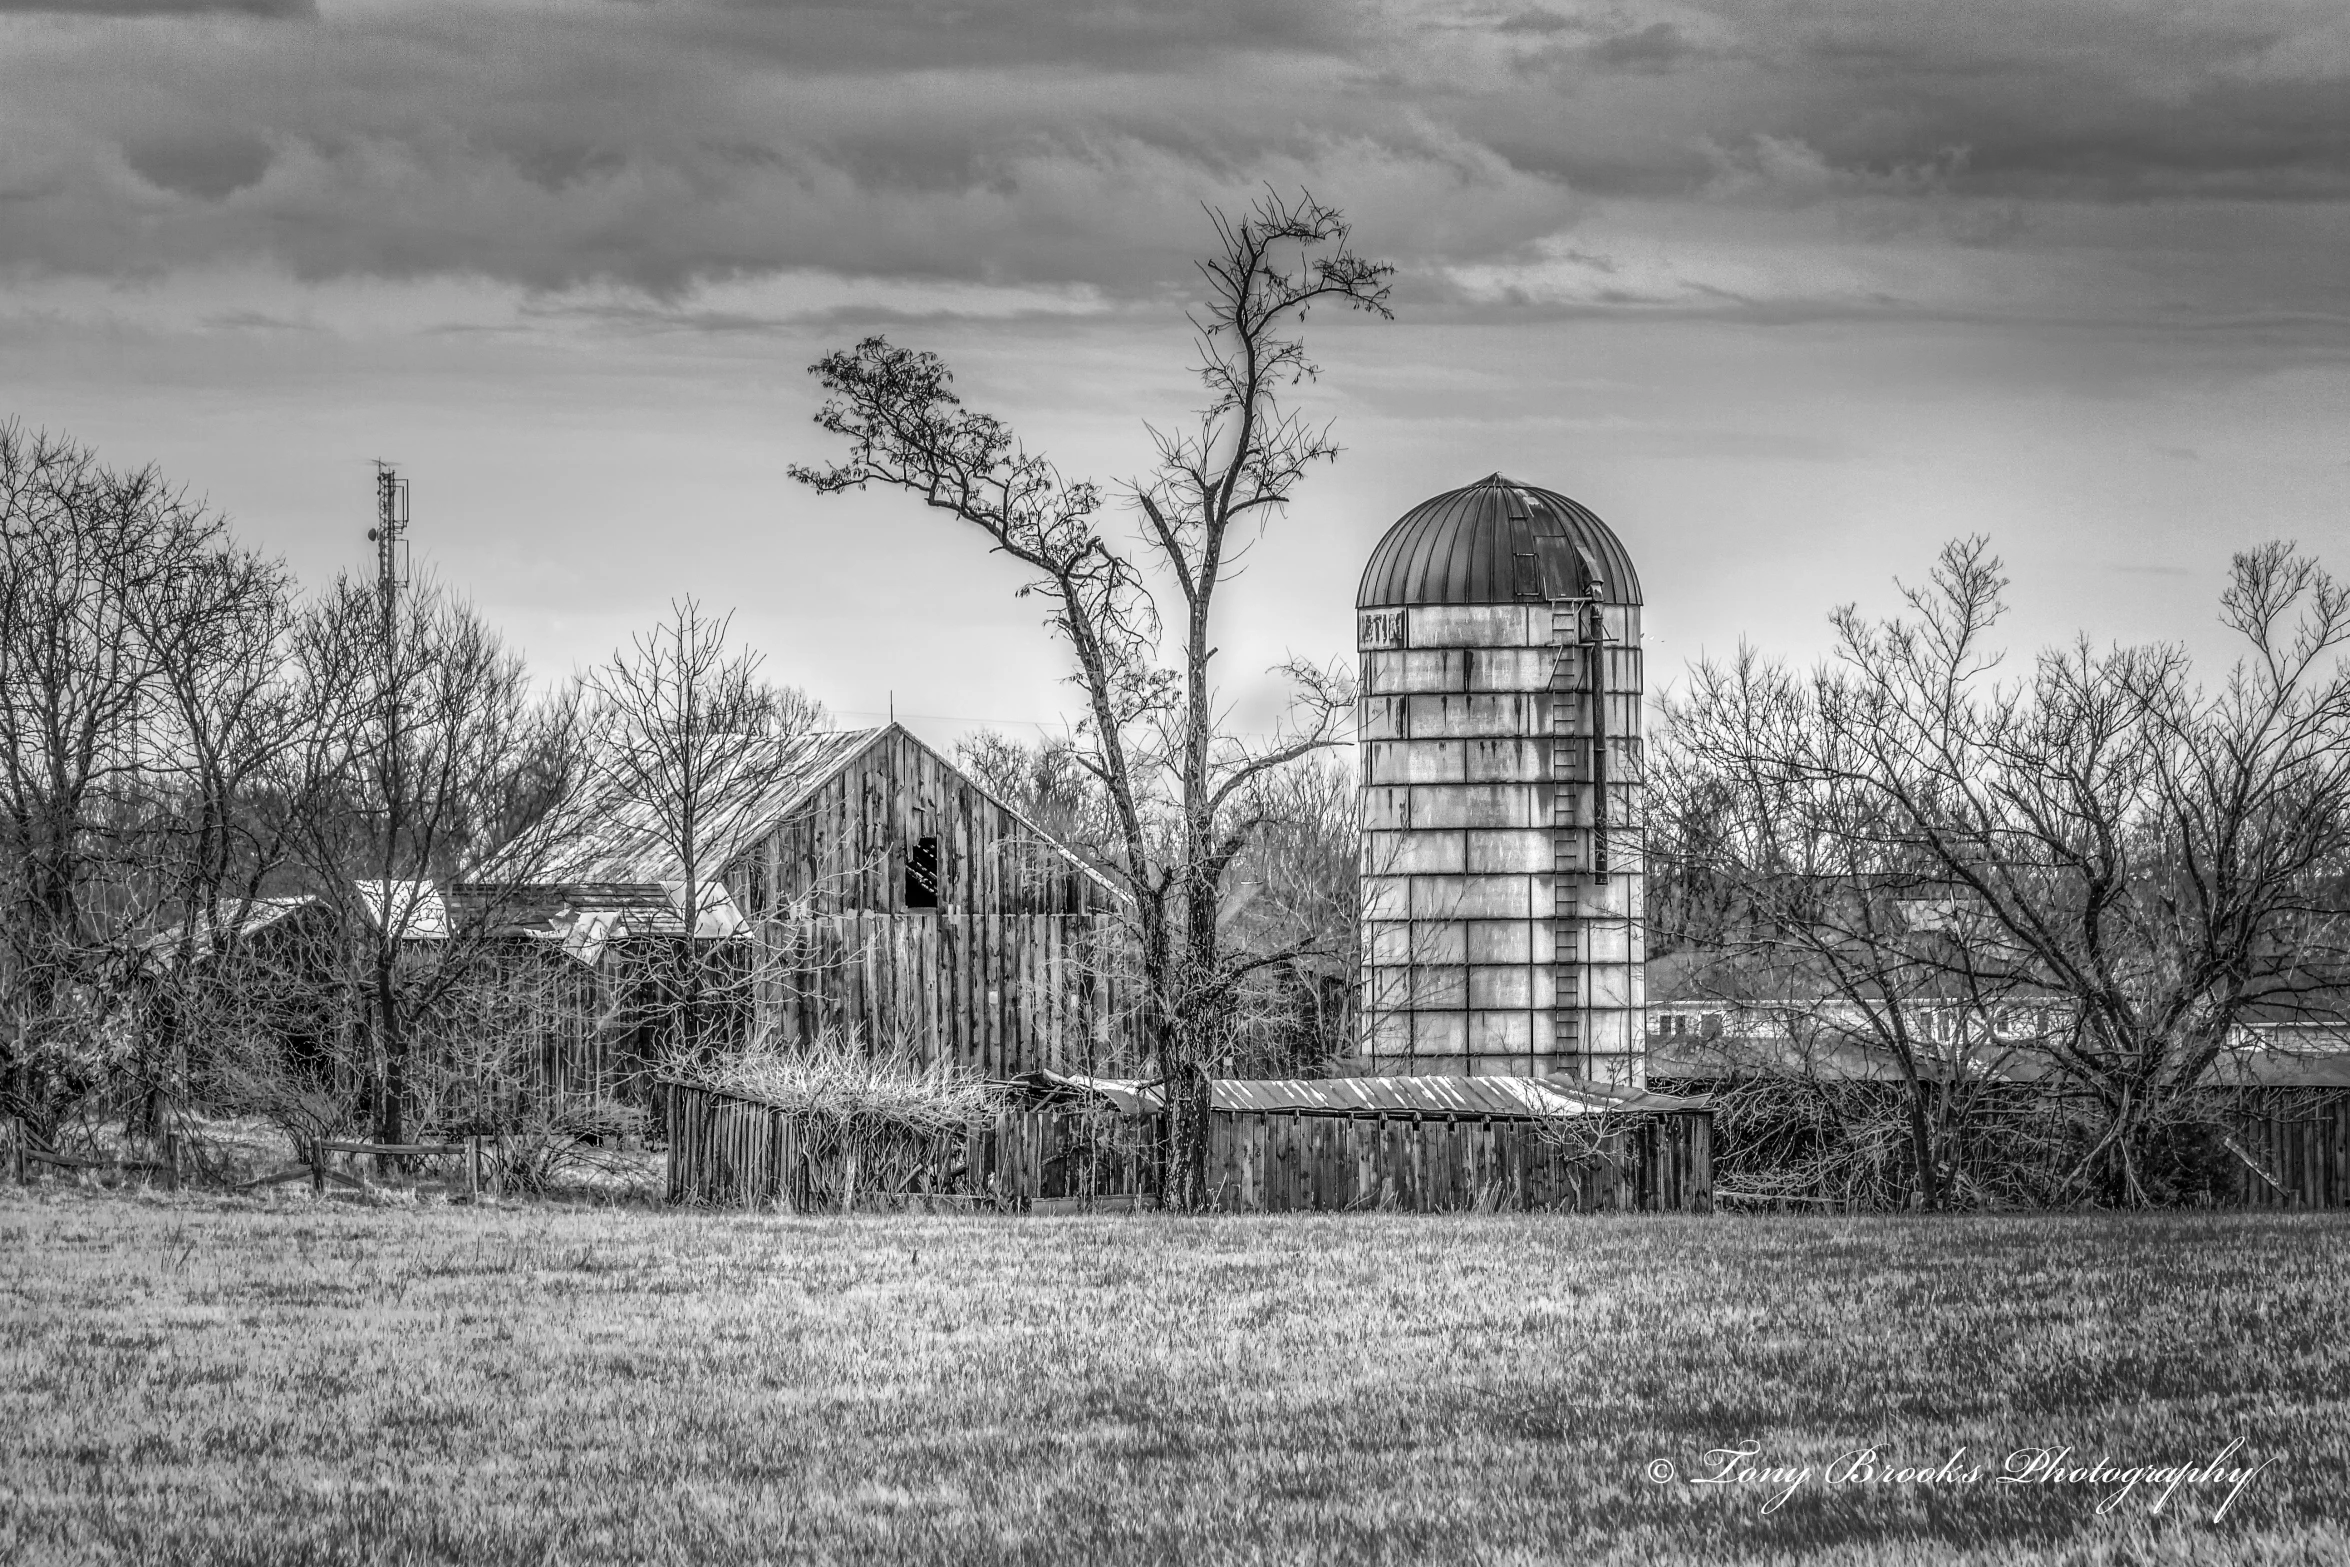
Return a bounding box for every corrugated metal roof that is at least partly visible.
[479,721,1125,908]
[443,879,747,965]
[1003,1072,1706,1118]
[1210,1076,1700,1117]
[140,896,324,963]
[1008,1070,1164,1117]
[1358,475,1642,609]
[528,727,888,884]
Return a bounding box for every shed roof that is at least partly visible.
[1212,1076,1705,1117]
[2205,1050,2350,1090]
[139,896,325,964]
[1004,1071,1163,1118]
[1003,1072,1705,1117]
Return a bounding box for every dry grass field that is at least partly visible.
[3,1190,2347,1566]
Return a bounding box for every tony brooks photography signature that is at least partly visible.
[1648,1440,2279,1521]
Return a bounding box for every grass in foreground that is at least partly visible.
[2,1191,2346,1565]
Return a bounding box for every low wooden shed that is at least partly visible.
[664,1070,1712,1214]
[1199,1076,1712,1213]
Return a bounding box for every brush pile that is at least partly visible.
[674,1041,1003,1210]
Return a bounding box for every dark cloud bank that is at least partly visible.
[0,0,2343,323]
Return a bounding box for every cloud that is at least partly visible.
[124,131,273,198]
[1586,21,1696,72]
[1493,9,1577,36]
[0,0,2340,337]
[0,0,308,13]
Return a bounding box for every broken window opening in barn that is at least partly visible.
[905,835,941,910]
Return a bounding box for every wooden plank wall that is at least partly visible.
[665,1085,1712,1214]
[664,1082,977,1210]
[403,945,636,1124]
[982,1106,1161,1204]
[750,912,1144,1077]
[731,728,1118,921]
[2222,1090,2350,1208]
[1206,1110,1711,1213]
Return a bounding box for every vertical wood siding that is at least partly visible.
[2221,1090,2350,1208]
[665,1084,1713,1214]
[747,912,1141,1076]
[717,727,1145,1077]
[1205,1109,1709,1213]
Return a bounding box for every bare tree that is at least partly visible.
[284,574,579,1145]
[955,731,1117,858]
[1220,754,1360,1076]
[961,731,1358,1077]
[120,541,346,1138]
[573,598,824,1065]
[0,420,286,1139]
[1656,645,2029,1209]
[1665,538,2350,1205]
[796,192,1392,1204]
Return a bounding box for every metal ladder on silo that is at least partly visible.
[1547,598,1605,1077]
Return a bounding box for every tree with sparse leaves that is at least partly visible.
[794,192,1391,1205]
[573,598,824,1065]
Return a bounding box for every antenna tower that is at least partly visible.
[368,463,411,614]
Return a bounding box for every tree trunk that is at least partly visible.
[1163,1057,1211,1210]
[374,946,405,1147]
[1903,1079,1941,1212]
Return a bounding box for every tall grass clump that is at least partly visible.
[676,1038,1003,1208]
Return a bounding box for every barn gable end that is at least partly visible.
[719,726,1141,1078]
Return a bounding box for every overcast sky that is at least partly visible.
[3,0,2345,743]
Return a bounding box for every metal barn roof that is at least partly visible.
[1211,1076,1704,1117]
[528,727,888,884]
[139,896,325,964]
[482,721,1122,906]
[1004,1072,1706,1118]
[1357,475,1642,609]
[1005,1071,1164,1117]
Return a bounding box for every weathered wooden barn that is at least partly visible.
[500,723,1143,1084]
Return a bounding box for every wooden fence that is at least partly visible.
[662,1082,1712,1214]
[0,1117,488,1198]
[2219,1090,2350,1208]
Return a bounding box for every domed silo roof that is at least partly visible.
[1357,474,1641,609]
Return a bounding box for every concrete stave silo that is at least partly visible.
[1356,475,1646,1085]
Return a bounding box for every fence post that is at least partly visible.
[162,1130,181,1193]
[2,1117,19,1184]
[466,1137,482,1202]
[309,1137,325,1197]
